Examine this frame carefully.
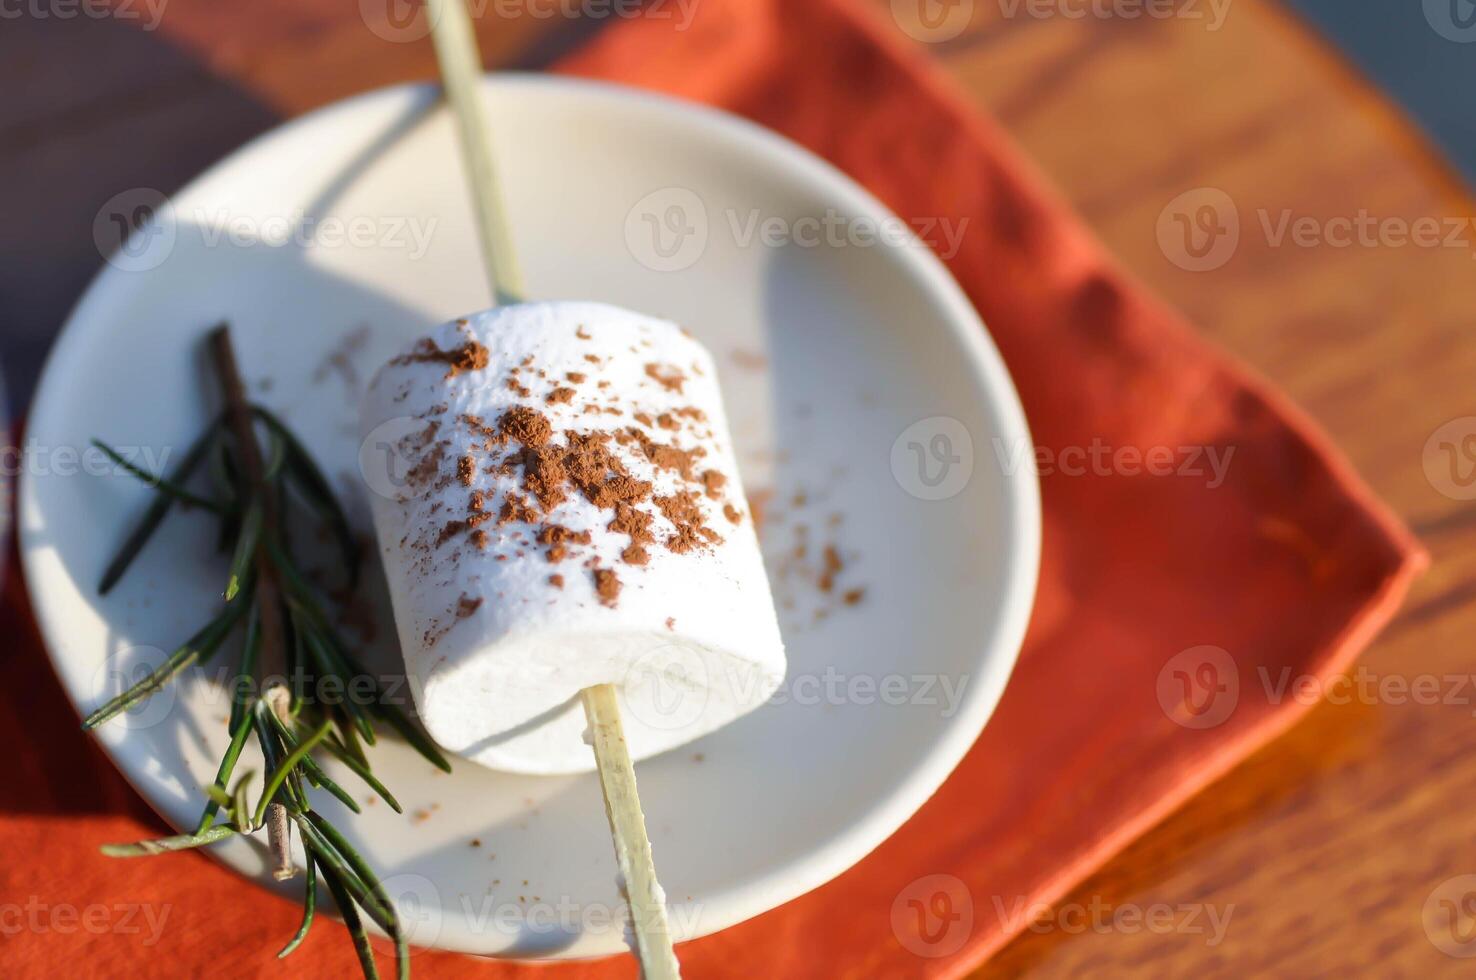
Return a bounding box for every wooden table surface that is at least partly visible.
[948,4,1476,976]
[6,0,1474,975]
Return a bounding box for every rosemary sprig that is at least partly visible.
[84,323,447,979]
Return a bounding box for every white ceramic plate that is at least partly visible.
[21,75,1039,959]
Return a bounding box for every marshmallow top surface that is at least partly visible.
[360,302,785,773]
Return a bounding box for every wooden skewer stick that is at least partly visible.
[424,0,525,305]
[583,685,681,979]
[422,4,681,976]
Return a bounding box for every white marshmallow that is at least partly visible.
[360,302,785,774]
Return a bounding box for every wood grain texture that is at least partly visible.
[6,0,1472,974]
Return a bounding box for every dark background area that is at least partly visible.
[1285,0,1476,185]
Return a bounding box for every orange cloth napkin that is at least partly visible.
[1,0,1425,976]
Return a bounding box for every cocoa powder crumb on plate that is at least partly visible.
[728,348,768,371]
[819,545,842,593]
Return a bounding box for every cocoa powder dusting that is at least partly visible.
[424,591,485,647]
[498,406,552,447]
[609,502,654,544]
[538,524,593,563]
[644,363,686,393]
[760,489,869,626]
[619,426,704,479]
[819,545,843,593]
[701,469,727,499]
[594,568,621,607]
[419,378,741,605]
[655,490,723,553]
[404,434,446,491]
[393,337,490,379]
[498,493,537,526]
[519,446,571,512]
[435,519,469,547]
